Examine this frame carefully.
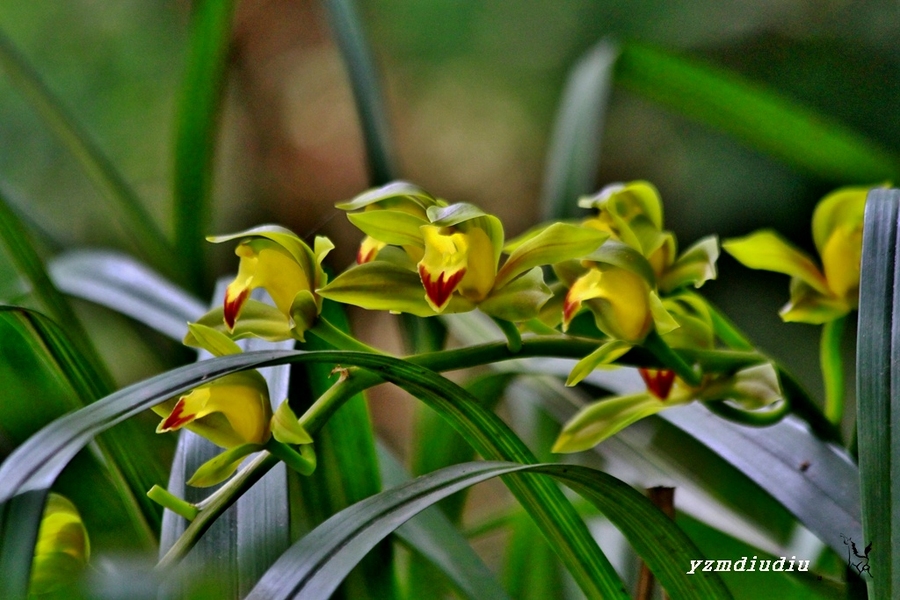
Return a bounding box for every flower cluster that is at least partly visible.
[153,180,868,467]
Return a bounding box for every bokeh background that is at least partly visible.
[1,0,897,435]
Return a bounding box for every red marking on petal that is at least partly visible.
[562,291,580,329]
[224,287,250,331]
[418,264,466,310]
[639,368,676,400]
[160,398,194,431]
[357,246,375,264]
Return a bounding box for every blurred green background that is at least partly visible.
[1,0,896,422]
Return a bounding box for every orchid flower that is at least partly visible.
[722,186,869,324]
[320,182,608,322]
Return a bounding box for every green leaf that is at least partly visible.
[247,461,731,600]
[347,209,427,247]
[441,310,861,558]
[0,30,178,279]
[318,260,475,316]
[48,250,207,342]
[173,0,237,288]
[614,42,900,183]
[294,299,394,600]
[856,188,899,599]
[494,222,608,289]
[0,195,113,378]
[379,443,512,600]
[187,443,265,488]
[323,0,397,184]
[541,40,618,221]
[0,309,160,599]
[2,347,624,599]
[659,235,720,293]
[722,230,830,294]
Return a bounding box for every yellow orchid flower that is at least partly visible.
[323,184,608,322]
[723,186,869,324]
[562,265,653,342]
[201,226,333,342]
[153,371,272,449]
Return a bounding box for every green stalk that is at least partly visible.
[820,316,847,425]
[702,399,790,427]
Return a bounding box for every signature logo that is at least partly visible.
[841,534,871,577]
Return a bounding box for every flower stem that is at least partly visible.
[820,315,847,425]
[147,485,198,521]
[491,317,522,352]
[702,398,790,426]
[642,330,702,387]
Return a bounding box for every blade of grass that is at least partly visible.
[0,29,178,276]
[247,461,731,600]
[378,443,511,600]
[443,311,861,557]
[614,42,900,183]
[323,0,398,184]
[294,300,395,600]
[172,0,237,289]
[1,348,626,598]
[541,39,618,221]
[0,308,165,599]
[0,189,110,375]
[856,188,899,597]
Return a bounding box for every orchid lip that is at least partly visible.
[223,286,250,331]
[159,398,193,432]
[639,368,676,400]
[418,264,466,311]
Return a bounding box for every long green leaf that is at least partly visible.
[295,300,394,600]
[0,308,162,599]
[378,444,511,600]
[444,311,861,557]
[247,461,731,600]
[172,0,236,288]
[49,250,207,342]
[541,39,618,220]
[0,29,178,276]
[0,349,625,599]
[323,0,397,184]
[856,188,899,597]
[615,43,900,183]
[0,190,110,374]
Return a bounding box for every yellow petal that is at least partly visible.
[821,224,862,303]
[564,267,652,342]
[156,374,272,449]
[417,225,470,311]
[224,240,312,329]
[457,225,496,301]
[357,236,386,264]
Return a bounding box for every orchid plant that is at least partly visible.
[0,3,892,599]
